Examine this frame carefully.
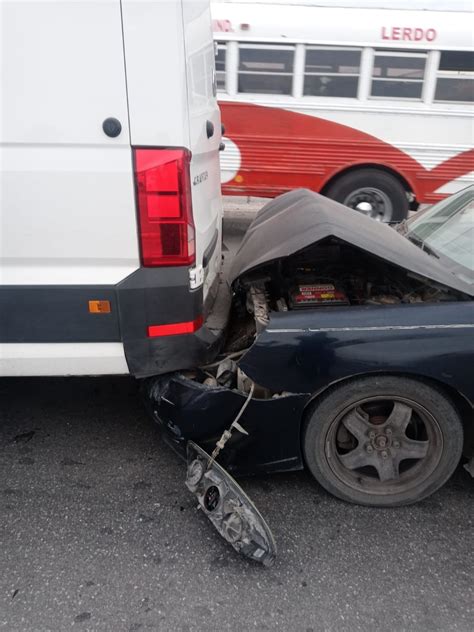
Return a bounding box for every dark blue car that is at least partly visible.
[145,186,474,508]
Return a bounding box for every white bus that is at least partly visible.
[213,0,474,221]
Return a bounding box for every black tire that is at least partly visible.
[325,168,409,222]
[303,376,463,507]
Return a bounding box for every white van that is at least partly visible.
[0,0,226,378]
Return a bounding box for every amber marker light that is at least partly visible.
[88,300,111,314]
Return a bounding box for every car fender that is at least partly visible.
[239,301,474,406]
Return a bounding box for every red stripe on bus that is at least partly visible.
[219,102,474,203]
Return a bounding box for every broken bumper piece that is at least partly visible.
[143,370,308,564]
[186,441,277,566]
[143,372,309,476]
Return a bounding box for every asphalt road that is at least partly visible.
[1,202,473,632]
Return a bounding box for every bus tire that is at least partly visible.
[325,168,409,222]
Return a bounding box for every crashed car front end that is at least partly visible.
[144,189,473,475]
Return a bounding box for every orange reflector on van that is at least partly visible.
[88,300,111,314]
[147,316,203,337]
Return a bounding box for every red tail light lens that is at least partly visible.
[134,148,195,266]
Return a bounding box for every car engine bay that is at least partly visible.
[228,239,469,341]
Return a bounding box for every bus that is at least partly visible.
[212,0,474,221]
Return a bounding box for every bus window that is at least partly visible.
[303,47,361,98]
[371,51,426,99]
[238,44,294,95]
[215,42,227,92]
[435,51,474,103]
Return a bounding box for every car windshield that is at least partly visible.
[405,186,474,282]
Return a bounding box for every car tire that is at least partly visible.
[325,168,409,222]
[302,376,463,507]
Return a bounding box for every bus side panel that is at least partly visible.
[218,101,474,203]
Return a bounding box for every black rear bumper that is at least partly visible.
[117,267,231,378]
[0,266,230,378]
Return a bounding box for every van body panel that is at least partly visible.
[182,0,223,295]
[122,0,223,299]
[120,0,190,148]
[0,0,223,376]
[1,0,129,146]
[1,146,140,285]
[1,0,139,286]
[0,286,120,343]
[0,343,130,376]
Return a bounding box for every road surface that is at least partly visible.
[1,200,472,632]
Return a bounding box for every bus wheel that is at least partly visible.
[325,169,409,222]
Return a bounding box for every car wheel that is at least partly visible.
[303,376,463,507]
[325,168,409,222]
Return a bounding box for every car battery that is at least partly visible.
[289,282,349,309]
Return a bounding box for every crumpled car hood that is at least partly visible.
[229,189,473,296]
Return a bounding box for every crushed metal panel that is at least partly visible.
[229,189,473,296]
[144,373,310,475]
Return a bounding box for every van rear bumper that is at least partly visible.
[117,267,231,378]
[124,321,222,378]
[0,266,229,377]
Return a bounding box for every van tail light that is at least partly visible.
[133,148,195,267]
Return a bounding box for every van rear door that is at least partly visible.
[121,0,222,303]
[182,0,223,300]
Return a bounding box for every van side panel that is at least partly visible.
[0,0,138,375]
[1,0,139,286]
[1,344,129,377]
